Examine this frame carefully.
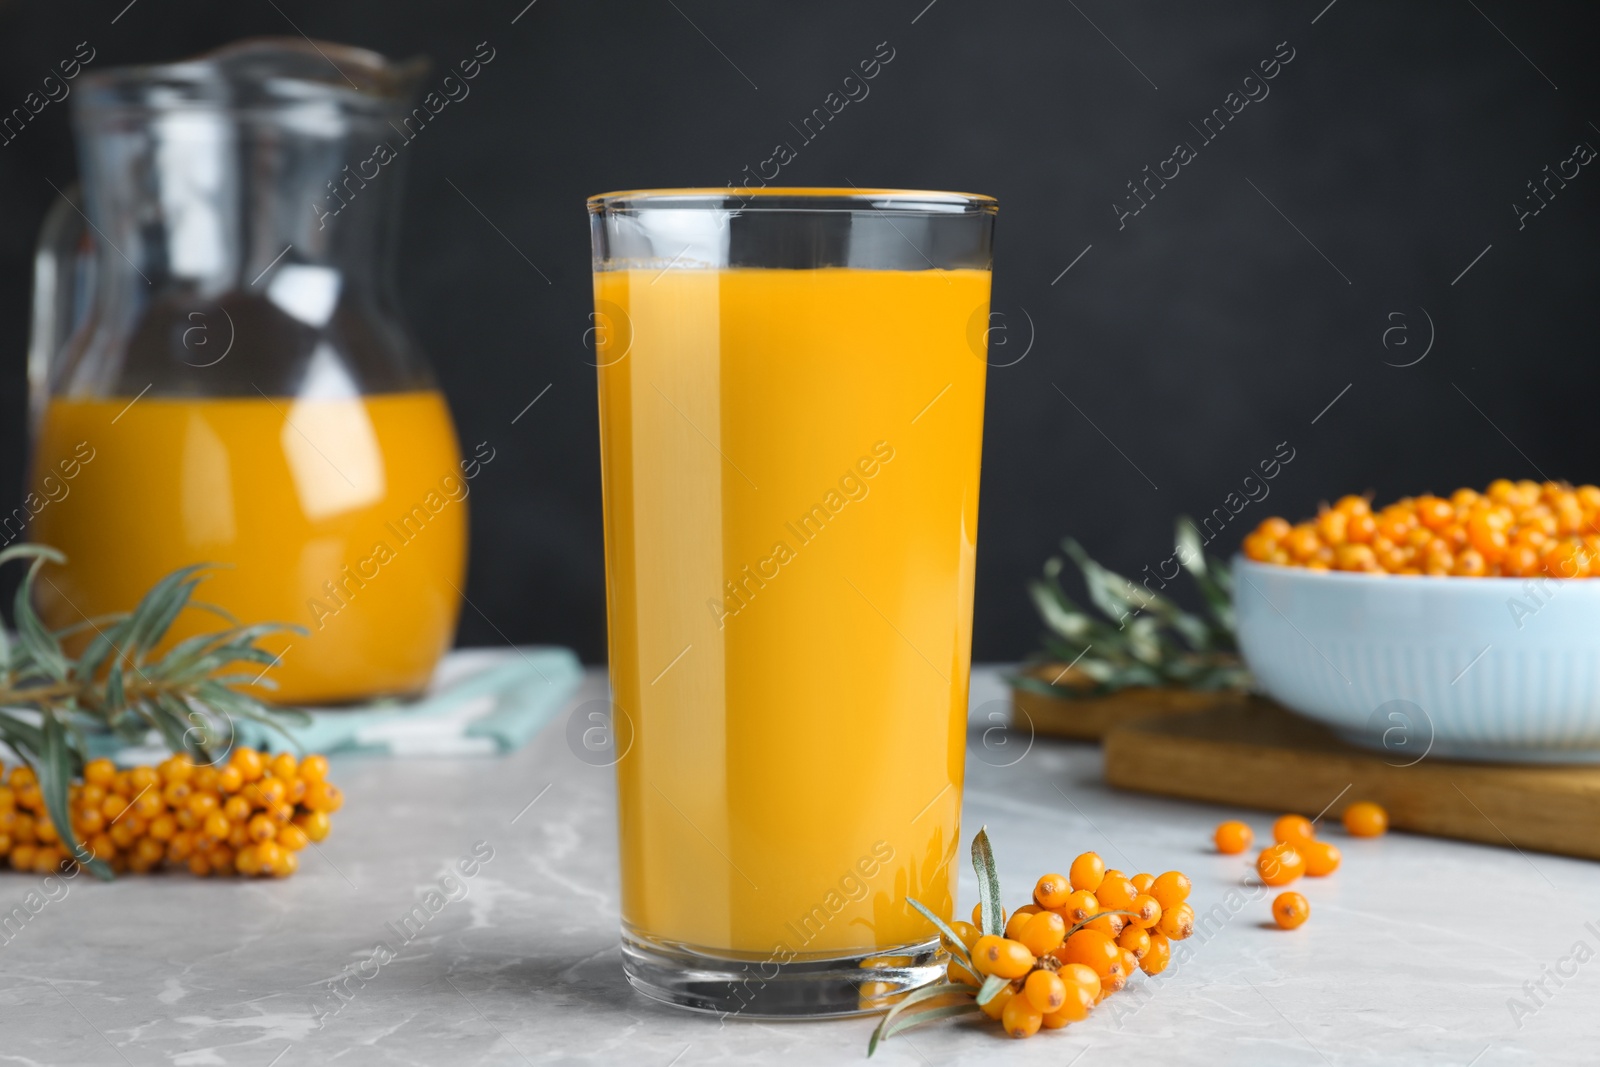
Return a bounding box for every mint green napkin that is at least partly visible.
[228,647,583,756]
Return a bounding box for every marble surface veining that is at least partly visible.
[0,665,1596,1065]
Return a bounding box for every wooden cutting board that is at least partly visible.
[1103,697,1600,861]
[1009,664,1243,740]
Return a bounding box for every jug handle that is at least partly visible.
[28,184,93,436]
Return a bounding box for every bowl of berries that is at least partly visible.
[1233,480,1600,763]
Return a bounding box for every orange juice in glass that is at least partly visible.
[589,188,996,1016]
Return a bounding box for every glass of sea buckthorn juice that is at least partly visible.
[588,188,996,1015]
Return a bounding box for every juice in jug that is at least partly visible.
[27,390,466,705]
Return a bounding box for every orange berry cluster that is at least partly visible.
[1213,801,1387,929]
[943,853,1195,1039]
[0,748,340,878]
[1242,480,1600,577]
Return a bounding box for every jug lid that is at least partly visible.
[78,37,428,117]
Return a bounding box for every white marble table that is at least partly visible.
[2,665,1595,1065]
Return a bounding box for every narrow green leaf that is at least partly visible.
[14,555,69,681]
[905,897,974,967]
[971,826,1004,937]
[869,1001,978,1056]
[38,712,112,881]
[866,983,975,1057]
[974,973,1010,1006]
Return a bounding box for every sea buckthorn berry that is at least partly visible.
[1033,873,1072,909]
[254,841,284,875]
[229,748,265,782]
[224,796,252,823]
[949,920,981,952]
[978,981,1016,1020]
[77,783,105,809]
[10,843,37,870]
[1118,947,1139,981]
[1068,852,1105,893]
[35,819,59,844]
[187,854,211,877]
[235,844,261,875]
[1215,820,1253,854]
[1018,911,1067,957]
[203,811,230,841]
[1059,929,1120,977]
[1157,902,1195,941]
[1273,814,1314,845]
[147,814,176,841]
[1302,840,1342,876]
[1150,871,1191,910]
[1042,979,1095,1027]
[162,781,192,807]
[1131,872,1155,893]
[269,753,298,780]
[1085,913,1125,938]
[1057,890,1098,925]
[270,849,298,878]
[83,759,115,787]
[160,756,194,784]
[294,810,331,843]
[1024,969,1067,1013]
[1096,873,1137,911]
[135,836,165,867]
[1141,933,1172,975]
[134,790,164,819]
[973,937,1035,979]
[948,958,979,986]
[129,766,159,792]
[1005,908,1038,941]
[229,824,251,850]
[1343,801,1388,837]
[111,770,133,796]
[299,754,329,782]
[1273,892,1310,929]
[1257,843,1304,886]
[972,903,1006,930]
[248,813,278,843]
[100,795,128,822]
[1057,962,1100,998]
[216,766,244,794]
[303,781,342,813]
[252,777,288,810]
[1117,924,1151,959]
[1001,991,1043,1038]
[75,808,106,836]
[1130,894,1162,929]
[187,792,219,818]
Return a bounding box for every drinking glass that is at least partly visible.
[588,187,996,1016]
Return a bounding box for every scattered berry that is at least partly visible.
[1273,892,1310,929]
[1302,840,1342,876]
[1272,814,1314,845]
[1257,843,1305,886]
[1214,820,1253,854]
[1343,801,1389,837]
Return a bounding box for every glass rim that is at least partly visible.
[587,187,997,216]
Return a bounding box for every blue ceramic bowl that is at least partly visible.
[1234,557,1600,763]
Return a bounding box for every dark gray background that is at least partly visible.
[0,0,1595,662]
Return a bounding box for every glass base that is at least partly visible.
[620,927,947,1019]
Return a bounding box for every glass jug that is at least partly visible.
[26,39,466,706]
